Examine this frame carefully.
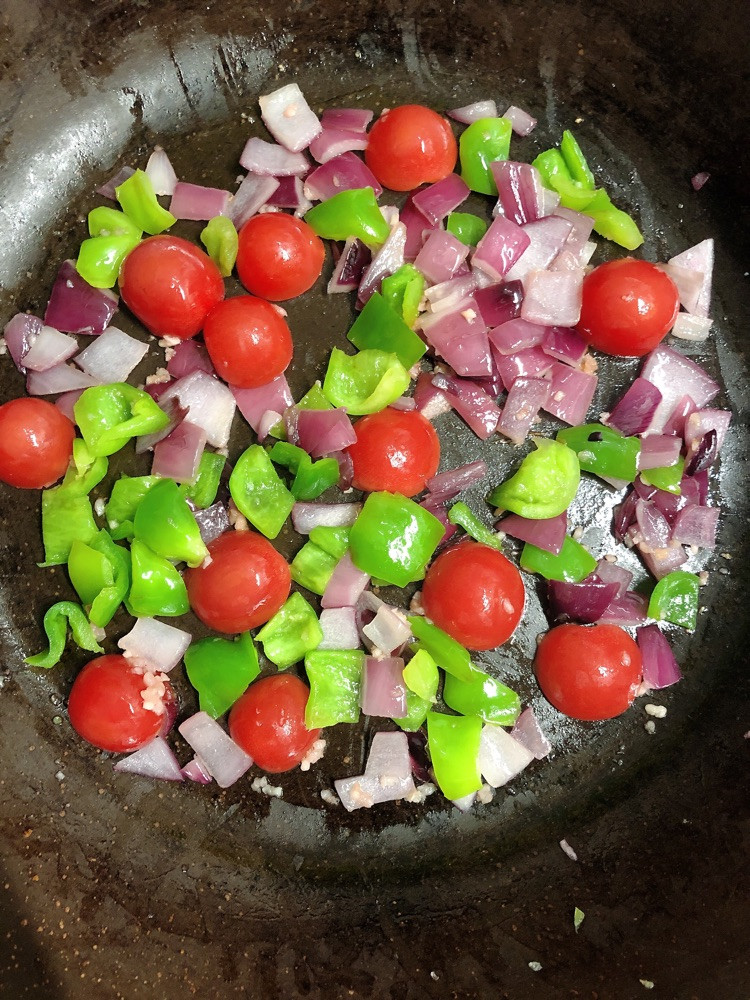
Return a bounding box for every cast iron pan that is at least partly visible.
[0,1,748,996]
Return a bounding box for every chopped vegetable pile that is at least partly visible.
[0,82,729,814]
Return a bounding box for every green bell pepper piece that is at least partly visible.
[305,188,390,245]
[532,149,596,212]
[640,457,684,495]
[200,215,238,277]
[184,631,260,718]
[269,441,340,501]
[41,485,99,566]
[394,689,432,732]
[347,292,426,368]
[443,665,521,726]
[446,212,488,248]
[560,130,596,188]
[520,535,597,582]
[290,541,339,596]
[408,615,473,683]
[67,540,113,606]
[647,570,700,630]
[185,451,226,509]
[448,501,504,550]
[557,423,641,482]
[87,530,131,628]
[296,382,333,411]
[229,445,295,539]
[304,649,364,728]
[459,117,512,195]
[74,383,169,458]
[308,525,350,560]
[133,478,208,568]
[256,592,323,669]
[127,539,189,617]
[322,347,410,415]
[426,711,483,800]
[115,169,176,235]
[76,233,141,288]
[25,601,104,669]
[349,492,445,587]
[487,437,580,519]
[403,648,439,702]
[88,206,143,240]
[104,475,159,540]
[381,264,425,327]
[589,204,643,251]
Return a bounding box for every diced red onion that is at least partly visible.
[684,430,718,477]
[296,407,357,457]
[598,590,649,626]
[641,345,719,433]
[118,617,192,673]
[27,364,101,396]
[327,237,371,293]
[447,100,498,123]
[671,504,718,549]
[426,459,488,502]
[74,325,148,383]
[451,792,477,812]
[637,624,683,689]
[497,376,551,444]
[430,373,501,439]
[489,319,546,354]
[265,175,312,216]
[44,260,118,335]
[657,263,705,315]
[144,379,173,401]
[594,559,632,597]
[362,605,411,655]
[358,223,406,305]
[318,607,360,650]
[21,325,78,372]
[491,161,545,226]
[685,408,731,457]
[661,394,696,438]
[4,313,43,373]
[608,377,663,436]
[193,502,231,545]
[364,732,414,787]
[498,511,567,555]
[539,188,562,218]
[638,434,682,471]
[159,371,235,448]
[510,707,550,759]
[321,553,370,609]
[667,239,713,317]
[414,230,471,285]
[331,448,354,490]
[253,409,279,441]
[181,757,213,784]
[471,216,531,281]
[96,164,135,200]
[671,313,713,342]
[145,146,178,196]
[553,206,595,256]
[230,374,293,434]
[259,82,321,153]
[167,340,215,379]
[400,194,435,261]
[424,274,479,313]
[634,476,700,524]
[291,501,362,534]
[335,730,416,810]
[548,575,621,623]
[170,182,230,221]
[473,281,523,327]
[304,151,382,202]
[55,389,84,421]
[412,174,470,226]
[414,370,451,419]
[422,305,492,378]
[321,108,373,133]
[543,361,596,424]
[360,656,407,717]
[152,420,207,482]
[309,128,368,164]
[135,396,186,454]
[114,737,184,782]
[239,137,309,177]
[493,346,553,390]
[502,105,537,136]
[639,539,688,580]
[521,268,583,327]
[384,396,414,413]
[421,496,458,545]
[505,216,574,284]
[691,171,710,191]
[230,173,281,229]
[478,724,533,788]
[635,498,672,550]
[542,326,587,367]
[178,712,253,788]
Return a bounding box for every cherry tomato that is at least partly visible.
[67,653,175,753]
[236,213,325,301]
[534,623,642,721]
[577,258,680,357]
[346,408,440,497]
[184,530,291,634]
[202,295,293,388]
[365,104,457,192]
[0,397,75,489]
[229,674,320,773]
[421,540,525,650]
[118,235,225,340]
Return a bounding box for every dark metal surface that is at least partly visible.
[0,1,748,996]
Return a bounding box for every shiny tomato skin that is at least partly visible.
[236,214,325,301]
[202,295,293,388]
[346,408,440,496]
[184,530,291,634]
[534,623,642,721]
[67,654,174,753]
[229,674,320,773]
[118,235,225,340]
[365,104,457,191]
[0,397,75,489]
[421,540,525,650]
[577,258,680,357]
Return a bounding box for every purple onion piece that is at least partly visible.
[414,229,471,285]
[636,624,683,689]
[231,375,293,434]
[499,511,567,555]
[430,373,501,439]
[152,420,207,483]
[400,194,435,261]
[296,408,357,458]
[321,553,370,609]
[114,737,184,782]
[543,361,597,425]
[547,576,620,624]
[96,164,135,200]
[608,377,663,436]
[170,182,231,221]
[497,376,551,445]
[4,313,43,373]
[406,730,432,782]
[613,488,639,542]
[411,173,470,226]
[684,428,718,476]
[193,502,231,546]
[167,340,215,379]
[425,460,488,502]
[510,707,551,760]
[635,498,672,550]
[473,281,523,326]
[318,607,360,651]
[44,260,118,335]
[598,591,649,626]
[309,127,368,165]
[360,657,407,717]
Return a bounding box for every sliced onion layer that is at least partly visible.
[114,737,184,782]
[178,712,253,788]
[118,617,192,673]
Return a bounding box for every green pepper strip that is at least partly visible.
[184,632,260,718]
[68,539,113,606]
[322,348,410,415]
[25,601,104,669]
[560,130,596,188]
[647,570,700,630]
[290,541,339,596]
[443,664,521,726]
[76,234,141,289]
[185,451,226,509]
[640,457,684,495]
[40,454,108,566]
[304,649,364,728]
[268,441,339,501]
[446,212,488,248]
[133,477,208,568]
[557,423,641,483]
[448,502,504,550]
[305,188,390,245]
[381,264,425,327]
[88,206,142,240]
[349,492,445,588]
[347,292,427,368]
[200,216,238,277]
[308,525,350,560]
[105,475,160,540]
[74,383,169,458]
[426,712,483,800]
[229,445,295,539]
[520,536,598,583]
[115,169,176,235]
[394,689,433,732]
[256,592,323,669]
[407,616,473,683]
[127,539,189,617]
[459,117,513,195]
[402,648,439,702]
[87,530,131,628]
[487,437,580,520]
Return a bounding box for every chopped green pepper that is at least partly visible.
[185,451,226,509]
[443,665,521,726]
[68,539,113,606]
[269,441,340,501]
[290,541,339,596]
[560,129,596,188]
[487,438,580,519]
[200,216,238,277]
[86,530,131,628]
[88,206,143,240]
[41,484,99,566]
[347,291,427,368]
[640,457,684,495]
[426,711,483,800]
[408,616,473,683]
[647,570,700,630]
[448,501,504,550]
[349,492,445,587]
[25,601,104,669]
[105,475,159,540]
[557,423,641,482]
[308,525,350,560]
[184,632,259,718]
[304,649,364,728]
[459,117,513,195]
[446,212,488,248]
[76,234,141,288]
[381,263,425,326]
[133,478,208,568]
[402,648,439,702]
[520,535,598,582]
[296,382,333,411]
[304,188,390,245]
[127,539,190,617]
[115,169,176,235]
[256,592,323,669]
[394,689,432,732]
[74,383,169,458]
[322,347,411,415]
[228,445,295,539]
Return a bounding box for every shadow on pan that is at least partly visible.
[0,0,748,996]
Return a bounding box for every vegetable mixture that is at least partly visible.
[0,83,728,812]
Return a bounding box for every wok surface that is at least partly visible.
[0,1,748,996]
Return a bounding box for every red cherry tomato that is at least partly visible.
[118,235,225,340]
[365,104,457,192]
[421,540,525,650]
[202,295,293,388]
[577,258,680,357]
[534,623,642,721]
[236,213,325,301]
[0,397,75,489]
[67,654,174,753]
[184,530,291,634]
[229,674,320,773]
[346,408,440,497]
